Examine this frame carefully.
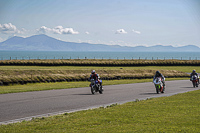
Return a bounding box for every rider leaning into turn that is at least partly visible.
[153,71,165,87]
[190,70,199,83]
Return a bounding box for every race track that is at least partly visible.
[0,80,199,124]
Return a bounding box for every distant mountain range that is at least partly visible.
[0,34,199,52]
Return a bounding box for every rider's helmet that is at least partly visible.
[156,71,160,76]
[192,70,196,73]
[91,70,95,74]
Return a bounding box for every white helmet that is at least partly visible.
[91,70,95,74]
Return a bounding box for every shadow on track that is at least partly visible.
[72,94,94,95]
[140,93,157,95]
[180,87,194,88]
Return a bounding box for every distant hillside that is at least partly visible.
[0,34,199,51]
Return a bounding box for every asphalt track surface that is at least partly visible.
[0,80,199,124]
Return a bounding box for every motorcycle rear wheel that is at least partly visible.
[99,86,103,94]
[161,86,165,93]
[193,82,196,88]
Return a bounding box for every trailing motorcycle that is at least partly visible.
[190,75,199,88]
[90,79,103,94]
[153,77,165,94]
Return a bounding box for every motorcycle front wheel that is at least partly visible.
[91,86,95,94]
[193,82,196,88]
[156,86,159,94]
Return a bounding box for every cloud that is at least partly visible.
[115,29,127,34]
[52,26,63,34]
[0,23,25,34]
[62,28,79,34]
[37,26,52,34]
[37,26,79,35]
[132,29,141,34]
[85,31,90,34]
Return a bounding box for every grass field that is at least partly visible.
[0,64,199,132]
[0,89,199,132]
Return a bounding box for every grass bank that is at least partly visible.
[1,59,200,66]
[0,66,190,86]
[1,89,199,132]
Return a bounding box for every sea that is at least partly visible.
[0,51,200,60]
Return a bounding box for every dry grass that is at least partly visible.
[0,66,189,85]
[0,59,200,66]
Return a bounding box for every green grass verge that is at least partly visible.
[0,78,188,94]
[0,65,199,72]
[1,89,199,132]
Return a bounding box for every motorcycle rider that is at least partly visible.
[90,70,99,81]
[153,71,165,87]
[90,70,103,88]
[190,70,199,83]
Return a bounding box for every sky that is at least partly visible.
[0,0,200,47]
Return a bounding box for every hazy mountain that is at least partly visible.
[0,34,199,52]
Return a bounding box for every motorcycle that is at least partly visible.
[153,77,165,94]
[90,79,103,94]
[191,75,199,88]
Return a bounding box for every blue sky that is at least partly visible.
[0,0,200,47]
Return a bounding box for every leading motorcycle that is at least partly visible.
[90,79,103,94]
[153,77,165,94]
[190,75,199,88]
